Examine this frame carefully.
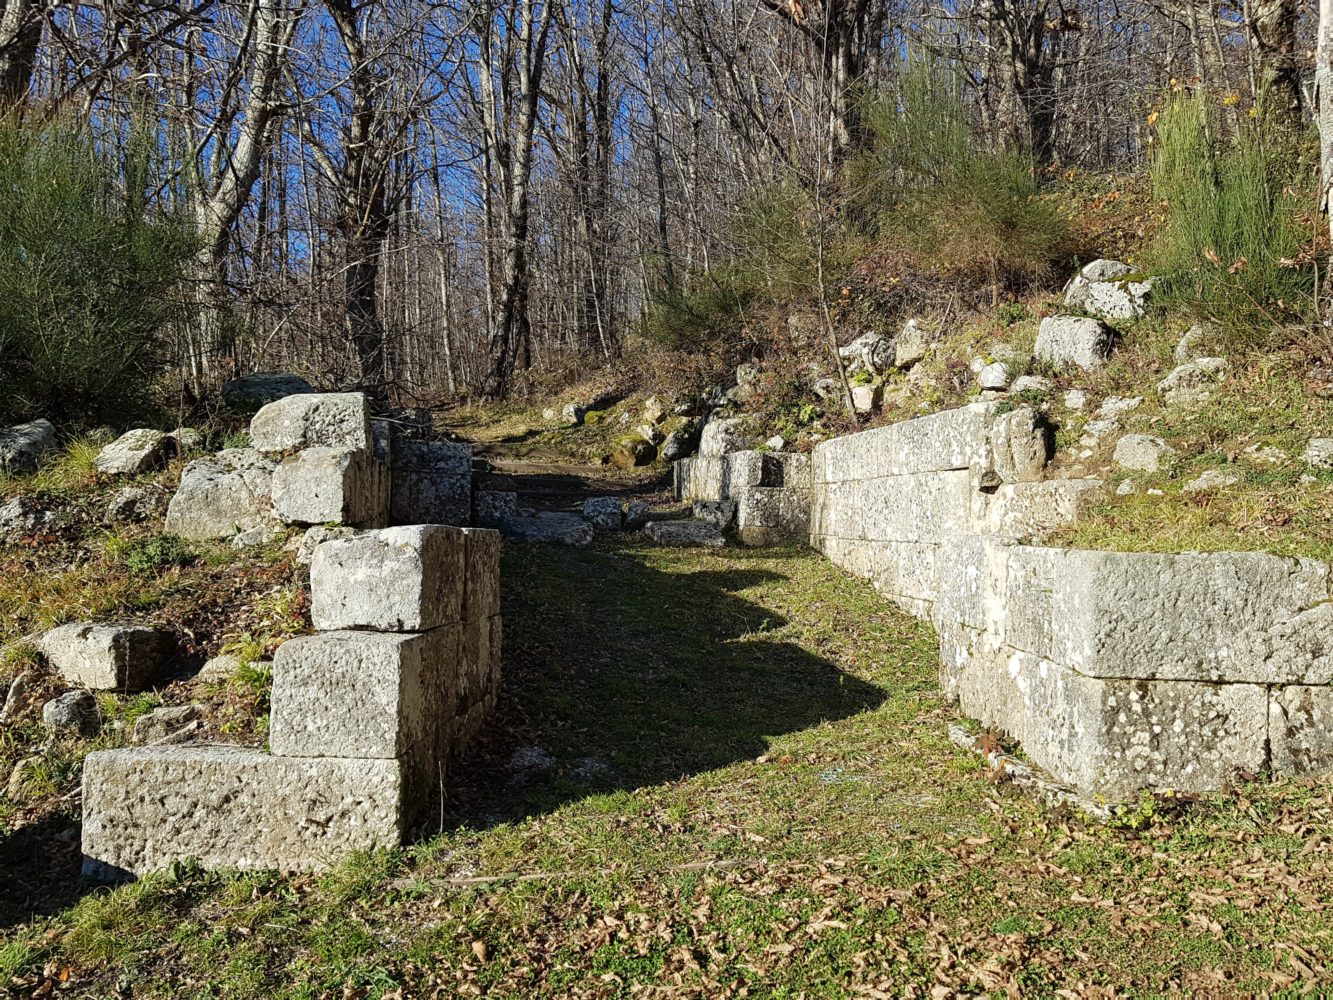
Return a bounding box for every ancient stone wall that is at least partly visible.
[805,402,1333,800]
[81,523,501,879]
[675,446,813,545]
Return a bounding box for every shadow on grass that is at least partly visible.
[440,539,886,827]
[0,809,86,930]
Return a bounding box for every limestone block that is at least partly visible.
[851,383,882,415]
[1305,438,1333,469]
[41,623,174,691]
[973,479,1104,539]
[871,540,942,618]
[500,512,594,546]
[95,429,177,476]
[389,440,473,526]
[813,403,998,483]
[675,455,727,502]
[271,448,389,528]
[1034,316,1115,371]
[894,318,936,368]
[1003,547,1333,685]
[462,527,501,622]
[0,418,57,472]
[1064,260,1156,321]
[1270,686,1333,776]
[644,521,726,548]
[726,451,770,493]
[81,746,403,878]
[270,628,460,809]
[311,525,465,632]
[817,471,972,543]
[292,525,360,566]
[1019,660,1267,799]
[165,449,276,540]
[736,486,811,546]
[250,392,372,455]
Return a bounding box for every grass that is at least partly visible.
[4,539,1332,995]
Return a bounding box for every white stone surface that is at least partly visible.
[271,447,389,527]
[250,392,372,455]
[1034,316,1115,370]
[41,623,173,691]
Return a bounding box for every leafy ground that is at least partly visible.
[4,538,1332,997]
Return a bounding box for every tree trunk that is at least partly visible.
[1250,0,1303,131]
[0,0,39,110]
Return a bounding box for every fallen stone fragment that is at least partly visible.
[692,500,736,529]
[291,525,360,566]
[0,495,55,541]
[222,372,315,411]
[231,523,284,548]
[1158,357,1228,405]
[165,448,277,541]
[43,690,100,737]
[475,490,519,527]
[1113,434,1175,473]
[95,430,177,476]
[1034,316,1115,371]
[1182,469,1241,493]
[1064,259,1156,321]
[499,512,594,547]
[1304,438,1333,469]
[0,419,57,472]
[644,521,727,548]
[978,362,1011,391]
[105,485,168,525]
[623,501,652,530]
[41,623,174,691]
[132,704,201,744]
[195,654,240,684]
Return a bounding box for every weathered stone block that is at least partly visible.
[222,372,315,412]
[271,447,389,528]
[95,429,177,476]
[311,525,465,632]
[270,628,459,809]
[1064,260,1156,321]
[582,497,623,530]
[699,417,746,458]
[500,512,594,546]
[972,479,1104,539]
[1270,686,1333,776]
[474,490,518,527]
[166,449,276,540]
[250,392,372,455]
[81,746,403,878]
[985,407,1049,484]
[389,440,473,525]
[644,521,726,548]
[41,623,174,691]
[813,403,998,483]
[0,418,57,472]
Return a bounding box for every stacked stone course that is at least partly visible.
[82,522,500,878]
[799,401,1333,799]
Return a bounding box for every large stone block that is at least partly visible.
[1004,548,1333,685]
[1270,686,1333,776]
[389,440,472,525]
[816,471,972,543]
[813,403,998,483]
[222,372,315,412]
[311,525,465,632]
[270,629,459,809]
[250,392,372,455]
[271,447,389,528]
[985,407,1049,484]
[81,746,403,878]
[41,623,174,691]
[972,479,1104,539]
[165,449,276,540]
[954,641,1268,799]
[736,486,811,546]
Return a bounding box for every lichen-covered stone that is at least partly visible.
[43,690,100,736]
[1158,357,1228,405]
[1064,259,1156,320]
[222,372,315,411]
[1113,434,1174,472]
[644,521,726,548]
[165,449,276,540]
[1270,686,1333,776]
[250,392,372,455]
[500,512,594,546]
[311,525,465,632]
[40,623,174,691]
[81,746,403,879]
[271,447,389,528]
[95,429,177,476]
[582,497,623,530]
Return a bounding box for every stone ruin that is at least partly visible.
[676,401,1333,801]
[81,523,501,878]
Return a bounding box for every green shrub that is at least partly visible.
[852,60,1070,299]
[116,533,195,576]
[0,114,196,425]
[1149,92,1315,333]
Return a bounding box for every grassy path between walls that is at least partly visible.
[4,540,1333,997]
